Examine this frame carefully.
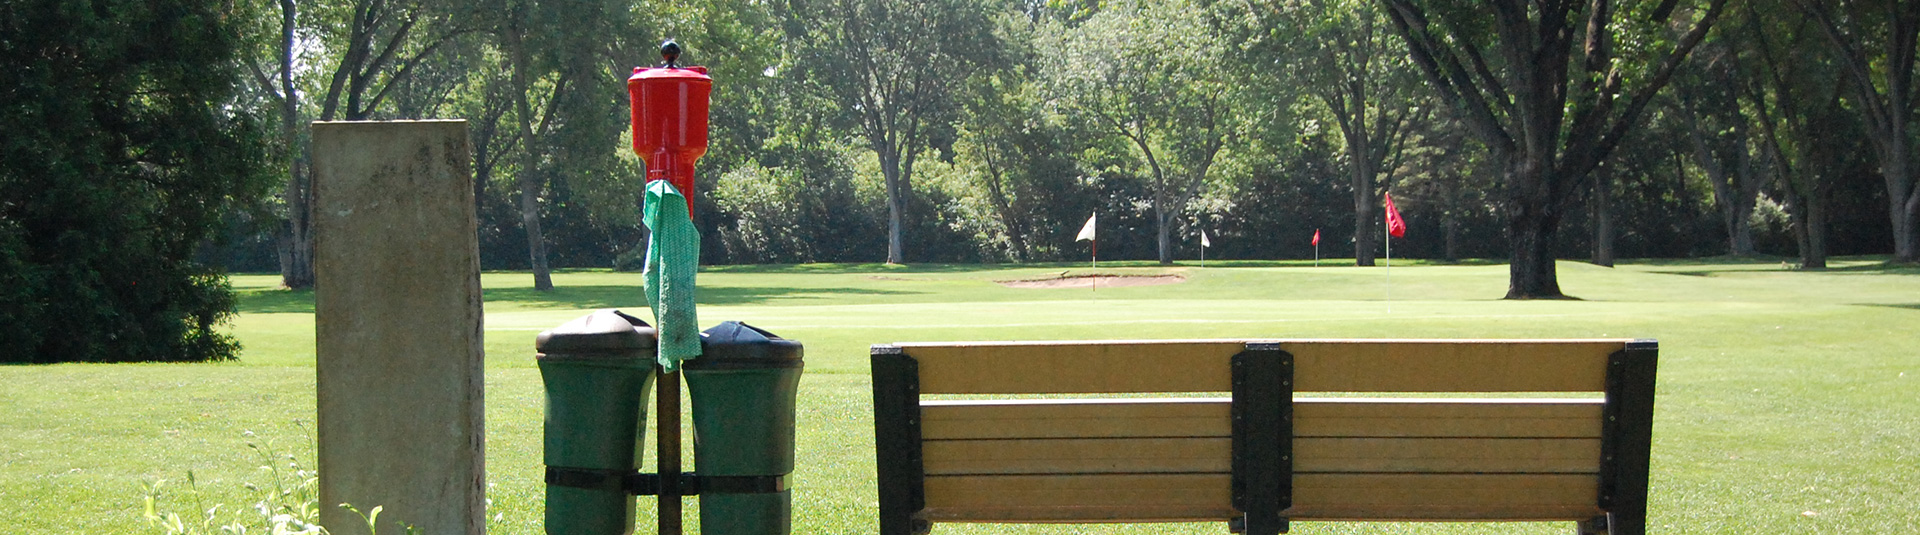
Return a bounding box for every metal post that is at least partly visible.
[659,370,683,535]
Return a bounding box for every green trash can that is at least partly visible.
[685,321,804,535]
[536,309,657,535]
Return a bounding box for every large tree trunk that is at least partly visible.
[275,0,314,290]
[880,148,905,264]
[1883,154,1919,262]
[1787,182,1829,269]
[1591,173,1614,267]
[1805,192,1829,269]
[1507,208,1565,298]
[1156,201,1173,265]
[1351,142,1378,267]
[1504,160,1568,299]
[506,18,552,291]
[980,148,1028,261]
[1868,116,1917,262]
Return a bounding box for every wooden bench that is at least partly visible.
[871,339,1657,535]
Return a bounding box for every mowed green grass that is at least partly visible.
[2,259,1916,534]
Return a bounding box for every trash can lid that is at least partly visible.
[684,321,803,369]
[536,309,657,357]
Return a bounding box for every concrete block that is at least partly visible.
[312,120,484,535]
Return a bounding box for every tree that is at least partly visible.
[783,0,1003,264]
[1045,0,1232,265]
[1746,1,1853,268]
[1231,0,1425,266]
[253,0,480,289]
[1673,39,1768,257]
[955,16,1095,263]
[1,0,273,362]
[1800,0,1920,263]
[1380,0,1728,298]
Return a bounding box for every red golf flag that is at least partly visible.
[1311,229,1321,246]
[1384,193,1406,238]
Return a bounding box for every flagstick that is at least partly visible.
[1385,224,1392,314]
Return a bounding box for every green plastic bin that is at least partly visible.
[685,322,804,535]
[536,310,657,535]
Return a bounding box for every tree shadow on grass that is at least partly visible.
[235,283,925,315]
[482,284,923,310]
[236,288,315,314]
[700,263,1002,275]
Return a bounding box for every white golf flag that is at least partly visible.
[1200,230,1210,248]
[1076,213,1097,241]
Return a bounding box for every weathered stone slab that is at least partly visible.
[312,120,484,535]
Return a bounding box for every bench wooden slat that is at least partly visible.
[900,341,1246,394]
[922,399,1230,440]
[1296,437,1601,473]
[922,473,1234,522]
[1286,340,1622,392]
[924,437,1230,475]
[924,436,1597,476]
[922,473,1602,523]
[922,398,1603,440]
[1290,473,1602,520]
[897,339,1628,394]
[1296,398,1604,438]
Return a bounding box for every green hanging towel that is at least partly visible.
[643,180,701,371]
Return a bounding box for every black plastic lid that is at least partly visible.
[535,309,657,357]
[684,321,803,369]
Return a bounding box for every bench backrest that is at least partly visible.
[872,339,1658,535]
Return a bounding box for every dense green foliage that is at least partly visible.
[201,0,1907,288]
[1,0,271,362]
[12,0,1911,302]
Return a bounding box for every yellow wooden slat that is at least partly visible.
[920,473,1602,523]
[1295,398,1604,438]
[1284,340,1624,392]
[899,341,1245,394]
[1295,437,1600,474]
[921,398,1231,440]
[1290,473,1601,520]
[922,473,1234,522]
[924,437,1229,475]
[897,339,1630,394]
[1282,505,1605,521]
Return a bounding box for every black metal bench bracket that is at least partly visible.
[1232,343,1293,535]
[1598,339,1658,535]
[872,345,929,535]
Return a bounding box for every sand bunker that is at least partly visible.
[996,274,1185,289]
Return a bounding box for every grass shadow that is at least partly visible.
[482,284,924,309]
[236,281,927,314]
[699,263,1006,275]
[235,288,315,314]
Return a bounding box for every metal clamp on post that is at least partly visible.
[622,472,789,496]
[546,466,640,493]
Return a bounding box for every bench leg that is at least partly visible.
[1607,507,1646,535]
[1576,515,1607,535]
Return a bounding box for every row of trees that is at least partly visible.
[8,0,1917,360]
[212,0,1914,301]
